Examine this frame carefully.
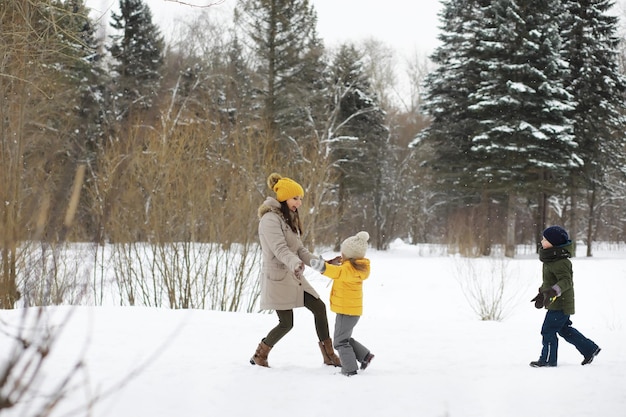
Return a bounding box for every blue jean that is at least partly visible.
[539,310,598,365]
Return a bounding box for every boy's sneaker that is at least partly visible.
[343,370,358,377]
[581,347,601,365]
[361,353,375,370]
[529,361,556,368]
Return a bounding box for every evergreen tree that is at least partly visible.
[57,0,106,152]
[226,35,257,127]
[419,0,584,252]
[46,0,107,240]
[561,0,626,254]
[234,0,326,146]
[466,0,579,195]
[330,43,389,249]
[108,0,164,120]
[416,0,486,191]
[416,0,503,252]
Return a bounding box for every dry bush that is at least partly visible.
[0,306,173,416]
[0,308,88,415]
[453,256,527,321]
[17,242,92,307]
[86,102,270,310]
[1,0,91,308]
[446,207,485,257]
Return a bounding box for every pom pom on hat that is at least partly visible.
[340,231,370,259]
[267,173,304,202]
[543,225,569,246]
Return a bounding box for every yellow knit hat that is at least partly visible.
[267,173,304,202]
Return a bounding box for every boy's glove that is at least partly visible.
[542,288,558,307]
[309,257,326,273]
[530,292,544,309]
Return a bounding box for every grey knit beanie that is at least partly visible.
[340,231,370,259]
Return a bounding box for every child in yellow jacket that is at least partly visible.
[311,231,374,376]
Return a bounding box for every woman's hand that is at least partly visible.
[294,262,305,279]
[326,255,342,265]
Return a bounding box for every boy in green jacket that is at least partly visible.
[530,226,601,367]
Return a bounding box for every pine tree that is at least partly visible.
[44,0,107,241]
[329,43,389,249]
[466,0,579,194]
[108,0,164,119]
[419,0,582,253]
[234,0,326,145]
[55,0,106,152]
[416,0,486,191]
[561,0,626,254]
[416,0,503,253]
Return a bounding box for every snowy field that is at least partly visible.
[1,240,625,417]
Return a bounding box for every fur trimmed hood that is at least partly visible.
[258,196,281,219]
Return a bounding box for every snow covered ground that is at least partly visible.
[1,241,625,417]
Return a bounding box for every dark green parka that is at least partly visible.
[539,242,575,315]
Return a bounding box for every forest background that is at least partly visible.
[2,0,626,310]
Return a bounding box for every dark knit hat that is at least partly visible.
[543,226,569,246]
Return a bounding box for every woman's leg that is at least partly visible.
[264,309,294,347]
[305,292,341,366]
[303,291,330,341]
[251,310,293,367]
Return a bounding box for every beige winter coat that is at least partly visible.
[258,197,320,310]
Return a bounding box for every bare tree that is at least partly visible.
[1,0,94,308]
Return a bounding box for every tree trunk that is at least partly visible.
[536,191,548,252]
[585,185,597,257]
[505,193,516,258]
[569,184,577,257]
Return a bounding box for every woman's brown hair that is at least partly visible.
[280,201,303,235]
[346,258,368,272]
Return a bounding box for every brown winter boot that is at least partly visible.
[319,338,341,367]
[250,340,272,367]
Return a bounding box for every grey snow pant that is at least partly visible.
[333,313,370,375]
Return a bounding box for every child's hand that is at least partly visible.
[530,292,544,309]
[310,257,326,273]
[542,288,558,307]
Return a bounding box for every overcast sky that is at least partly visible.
[88,0,444,57]
[312,0,442,56]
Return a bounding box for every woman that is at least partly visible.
[250,173,341,368]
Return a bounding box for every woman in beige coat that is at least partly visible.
[250,173,341,368]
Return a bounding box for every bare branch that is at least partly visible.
[164,0,226,8]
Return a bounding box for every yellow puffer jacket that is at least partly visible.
[323,258,370,316]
